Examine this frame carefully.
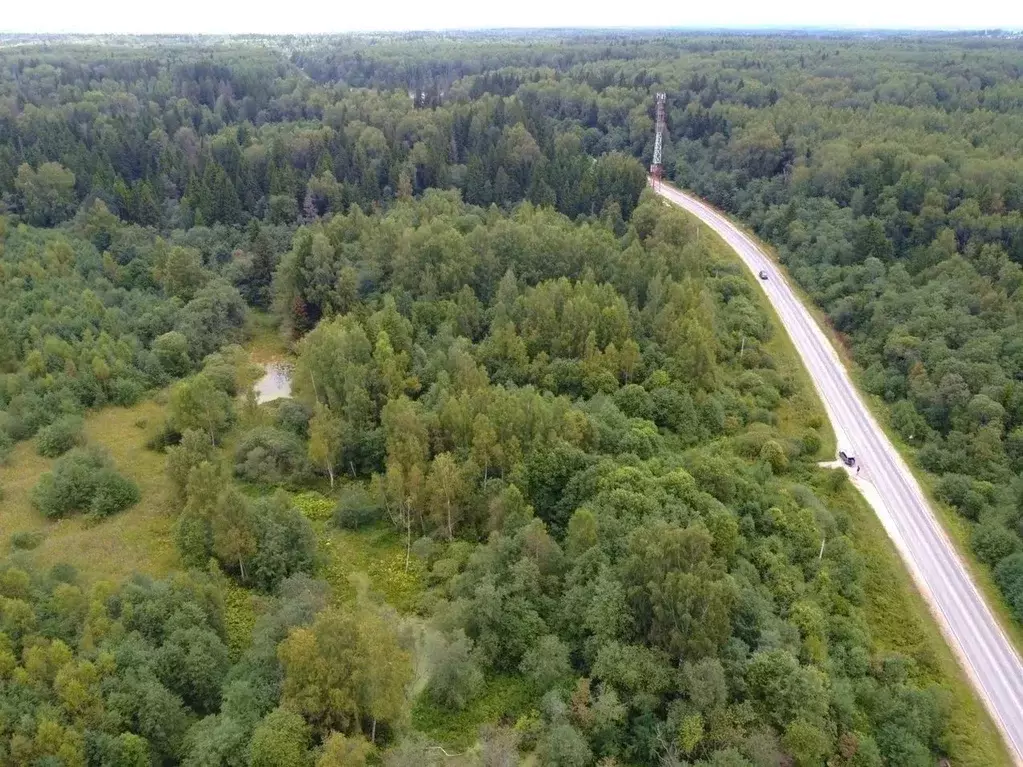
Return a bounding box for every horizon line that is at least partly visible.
[2,25,1022,37]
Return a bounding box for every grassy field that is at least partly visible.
[0,321,284,586]
[289,490,426,614]
[1,399,178,582]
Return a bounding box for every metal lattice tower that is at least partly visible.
[650,92,666,185]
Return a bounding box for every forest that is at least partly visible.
[0,30,1021,766]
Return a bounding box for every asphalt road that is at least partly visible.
[655,181,1023,765]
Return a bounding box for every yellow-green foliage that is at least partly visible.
[319,524,424,613]
[292,491,334,523]
[221,576,260,661]
[411,675,533,749]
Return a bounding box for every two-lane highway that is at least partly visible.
[655,181,1023,764]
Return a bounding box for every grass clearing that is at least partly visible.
[411,675,534,750]
[1,398,177,583]
[221,575,262,661]
[245,310,291,365]
[290,488,426,613]
[320,522,425,613]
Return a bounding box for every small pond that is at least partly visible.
[254,362,293,404]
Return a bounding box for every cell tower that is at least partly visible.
[650,92,666,188]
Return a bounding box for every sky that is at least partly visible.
[2,0,1021,35]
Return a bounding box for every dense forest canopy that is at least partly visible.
[0,30,1021,767]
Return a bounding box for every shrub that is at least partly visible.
[31,447,140,519]
[234,427,307,485]
[972,520,1020,566]
[248,493,318,592]
[0,429,13,464]
[760,440,789,474]
[427,631,484,710]
[90,468,142,518]
[994,552,1023,623]
[110,378,145,406]
[613,383,653,420]
[10,531,45,550]
[146,421,182,452]
[274,399,312,438]
[334,486,384,530]
[935,473,988,520]
[35,416,84,457]
[49,563,79,583]
[152,330,192,378]
[800,429,822,457]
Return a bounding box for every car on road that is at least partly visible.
[758,270,768,280]
[839,450,856,467]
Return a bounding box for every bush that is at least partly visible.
[35,416,84,457]
[334,485,384,530]
[994,552,1023,623]
[759,440,789,474]
[146,421,182,452]
[110,378,145,406]
[152,331,192,378]
[90,468,142,518]
[427,631,484,710]
[10,531,45,550]
[275,399,312,438]
[971,519,1020,566]
[800,429,822,457]
[935,473,988,520]
[613,383,653,420]
[234,427,307,485]
[49,563,79,583]
[248,493,318,592]
[31,447,140,519]
[0,429,13,464]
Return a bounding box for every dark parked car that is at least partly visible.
[839,450,856,467]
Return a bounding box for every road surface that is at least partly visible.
[655,181,1023,765]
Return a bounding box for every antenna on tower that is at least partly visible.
[650,92,666,189]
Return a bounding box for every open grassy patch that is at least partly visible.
[411,675,534,750]
[221,575,262,661]
[319,522,425,613]
[816,472,1012,767]
[289,487,425,612]
[245,310,291,365]
[1,398,177,582]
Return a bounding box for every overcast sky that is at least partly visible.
[2,0,1021,35]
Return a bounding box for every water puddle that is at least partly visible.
[253,361,293,403]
